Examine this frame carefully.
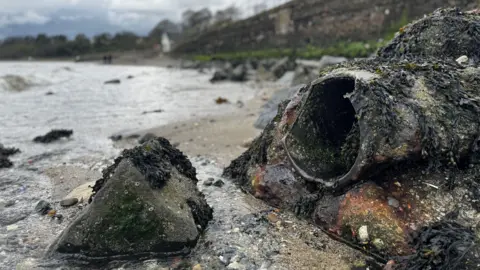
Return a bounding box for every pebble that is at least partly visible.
[192,264,202,270]
[456,55,469,65]
[372,238,385,250]
[213,179,225,187]
[34,200,51,215]
[227,261,246,270]
[358,225,369,243]
[60,198,79,207]
[6,225,18,231]
[203,178,214,186]
[387,197,400,208]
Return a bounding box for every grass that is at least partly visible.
[192,9,411,62]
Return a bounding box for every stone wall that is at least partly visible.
[173,0,478,54]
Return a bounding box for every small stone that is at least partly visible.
[266,213,279,224]
[233,228,240,233]
[372,238,385,250]
[34,200,51,215]
[213,179,225,187]
[204,178,214,186]
[456,55,469,65]
[227,261,246,270]
[6,224,18,231]
[60,198,79,207]
[358,225,369,243]
[388,197,400,208]
[47,210,57,217]
[192,264,202,270]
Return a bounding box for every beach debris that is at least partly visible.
[104,79,121,84]
[47,137,213,262]
[33,129,73,143]
[142,109,164,115]
[223,8,480,265]
[203,178,214,186]
[64,181,95,203]
[60,198,79,208]
[35,200,52,215]
[215,97,229,104]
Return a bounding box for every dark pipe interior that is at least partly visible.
[286,77,359,180]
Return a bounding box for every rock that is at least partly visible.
[0,156,13,169]
[291,66,318,86]
[236,100,245,108]
[46,137,213,261]
[6,224,18,231]
[253,84,304,129]
[64,181,95,203]
[109,134,122,141]
[456,55,469,65]
[227,261,246,270]
[241,138,254,148]
[192,264,202,270]
[270,57,296,79]
[0,144,20,156]
[0,210,29,225]
[372,238,385,250]
[45,91,54,95]
[387,197,399,208]
[35,200,52,215]
[60,198,79,207]
[127,75,134,79]
[358,226,369,243]
[210,70,229,83]
[203,178,214,186]
[213,179,225,187]
[33,129,73,143]
[230,65,247,82]
[104,79,121,84]
[317,55,348,69]
[138,133,157,144]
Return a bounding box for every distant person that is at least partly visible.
[103,55,107,64]
[108,55,112,64]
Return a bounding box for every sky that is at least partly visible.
[0,0,287,38]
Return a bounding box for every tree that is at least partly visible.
[93,33,112,52]
[215,6,241,23]
[72,34,91,54]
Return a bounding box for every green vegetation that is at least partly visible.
[193,9,412,61]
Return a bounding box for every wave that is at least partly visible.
[0,74,49,92]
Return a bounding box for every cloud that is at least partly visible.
[0,10,50,27]
[59,15,93,21]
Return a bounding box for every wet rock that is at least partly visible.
[213,179,225,187]
[270,57,296,79]
[127,75,134,79]
[109,134,122,141]
[387,197,399,208]
[104,79,121,84]
[253,84,304,129]
[230,65,247,82]
[45,91,54,95]
[203,178,214,186]
[35,200,52,215]
[138,133,157,144]
[47,137,213,262]
[0,144,20,156]
[33,129,73,143]
[60,198,79,207]
[210,70,229,83]
[0,156,13,169]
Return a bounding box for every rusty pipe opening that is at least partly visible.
[283,77,360,188]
